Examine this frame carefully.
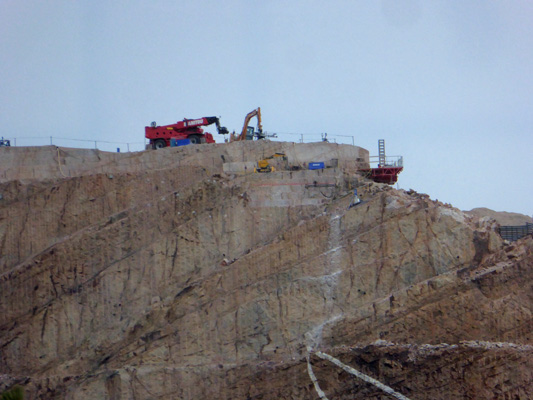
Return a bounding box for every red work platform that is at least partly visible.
[360,166,403,184]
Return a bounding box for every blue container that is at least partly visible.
[308,162,325,170]
[170,138,191,147]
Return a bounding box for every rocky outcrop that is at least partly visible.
[465,207,531,226]
[1,143,532,399]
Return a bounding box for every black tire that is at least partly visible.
[189,135,201,144]
[153,139,166,149]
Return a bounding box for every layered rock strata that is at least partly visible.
[0,142,531,399]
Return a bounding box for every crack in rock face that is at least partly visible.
[1,143,531,399]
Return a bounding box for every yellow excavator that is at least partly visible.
[254,153,286,173]
[231,107,265,142]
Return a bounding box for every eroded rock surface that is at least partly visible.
[0,142,531,399]
[466,207,531,226]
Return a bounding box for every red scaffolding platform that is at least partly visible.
[361,140,403,184]
[360,166,403,184]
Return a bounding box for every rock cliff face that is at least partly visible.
[465,207,532,226]
[0,142,532,399]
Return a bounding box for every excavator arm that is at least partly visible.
[231,107,264,141]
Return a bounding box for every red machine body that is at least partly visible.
[145,116,228,149]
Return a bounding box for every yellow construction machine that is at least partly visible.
[254,153,286,173]
[231,108,264,142]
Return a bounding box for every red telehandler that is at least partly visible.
[145,116,229,149]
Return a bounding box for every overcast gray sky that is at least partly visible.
[1,1,532,216]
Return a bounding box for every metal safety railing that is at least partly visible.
[499,223,533,242]
[369,155,404,167]
[264,132,358,145]
[2,134,358,150]
[2,133,382,151]
[1,136,147,152]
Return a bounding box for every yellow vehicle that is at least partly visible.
[254,159,275,173]
[254,153,286,173]
[231,107,264,141]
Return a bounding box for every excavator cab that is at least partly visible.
[246,126,255,140]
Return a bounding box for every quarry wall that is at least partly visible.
[0,142,532,399]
